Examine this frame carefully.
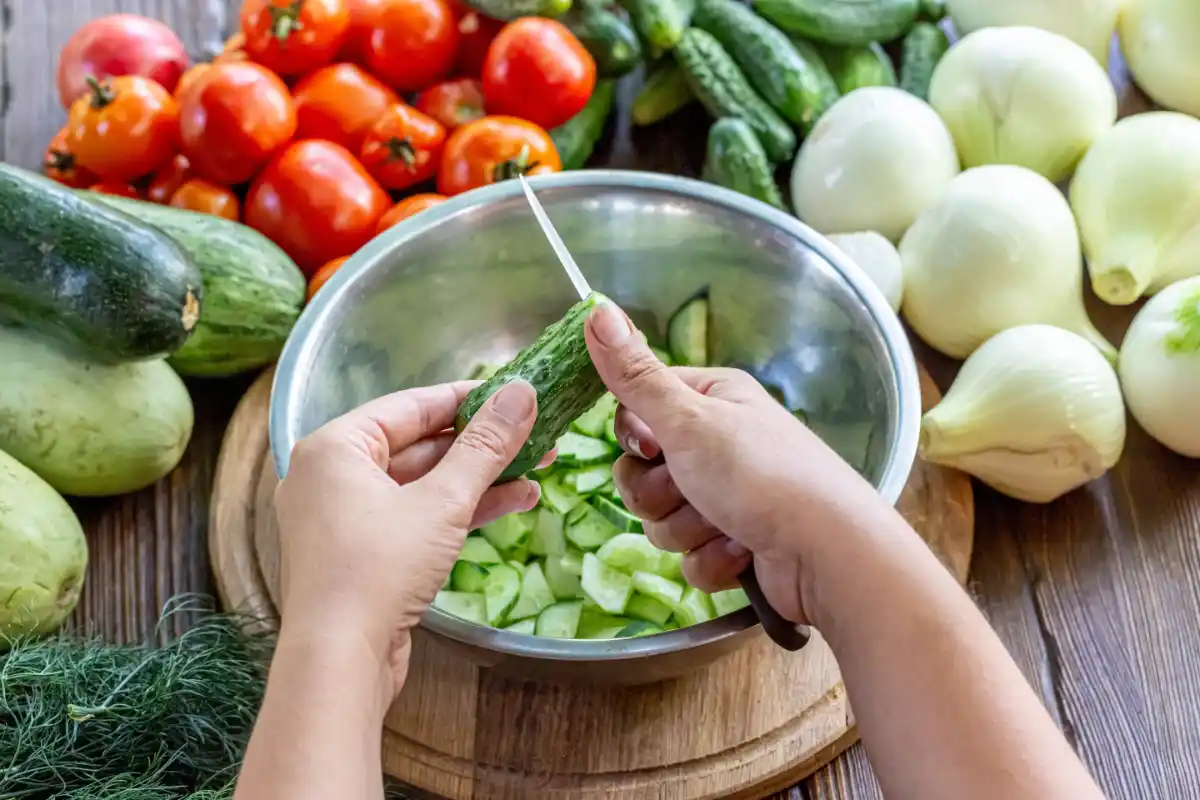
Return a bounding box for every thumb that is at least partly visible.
[427,380,538,507]
[585,301,695,435]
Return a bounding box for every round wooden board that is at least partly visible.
[210,364,974,800]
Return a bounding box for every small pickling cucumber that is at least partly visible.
[508,562,557,620]
[899,21,950,101]
[483,563,522,626]
[551,79,617,170]
[451,561,490,593]
[675,28,796,163]
[621,0,694,53]
[701,117,786,210]
[565,501,621,550]
[561,9,642,78]
[434,591,488,625]
[535,600,584,638]
[822,43,897,94]
[556,431,616,465]
[753,0,920,46]
[581,552,635,614]
[667,290,710,366]
[632,61,695,126]
[456,293,609,483]
[459,0,571,20]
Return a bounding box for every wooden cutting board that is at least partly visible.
[210,364,974,800]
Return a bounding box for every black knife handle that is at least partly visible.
[738,563,810,651]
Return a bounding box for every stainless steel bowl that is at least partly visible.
[270,170,920,685]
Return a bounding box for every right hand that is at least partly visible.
[584,301,894,626]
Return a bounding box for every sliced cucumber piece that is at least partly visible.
[545,552,585,599]
[560,549,584,576]
[658,550,685,580]
[458,536,503,565]
[450,560,489,593]
[508,562,557,621]
[480,512,532,552]
[674,586,716,627]
[604,414,619,445]
[626,593,674,625]
[616,620,664,638]
[589,496,643,533]
[539,472,583,515]
[581,552,635,614]
[565,502,621,550]
[563,463,613,494]
[529,507,567,556]
[572,393,619,438]
[433,591,487,625]
[535,600,584,638]
[577,607,633,639]
[597,533,665,574]
[556,431,616,466]
[711,587,752,616]
[632,570,686,606]
[506,559,528,576]
[483,563,522,626]
[504,617,537,634]
[442,573,452,590]
[667,291,710,367]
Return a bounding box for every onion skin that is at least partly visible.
[1119,0,1200,119]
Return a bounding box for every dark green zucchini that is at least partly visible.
[456,293,609,483]
[551,79,617,170]
[0,164,201,363]
[632,61,694,126]
[667,291,710,366]
[899,21,950,101]
[674,28,796,163]
[821,43,897,94]
[753,0,920,46]
[620,0,694,53]
[693,0,839,132]
[88,194,307,377]
[459,0,572,20]
[561,7,642,77]
[701,118,785,210]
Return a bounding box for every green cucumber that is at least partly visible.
[701,118,785,210]
[616,620,664,637]
[577,608,633,639]
[508,562,557,620]
[563,463,613,494]
[551,79,617,170]
[899,21,950,101]
[589,496,643,533]
[674,28,796,163]
[632,571,686,606]
[535,600,584,637]
[459,536,503,565]
[581,552,634,614]
[529,507,567,556]
[555,431,616,465]
[483,563,522,626]
[572,393,618,438]
[626,594,674,625]
[451,561,490,593]
[540,472,584,515]
[433,591,487,625]
[459,0,571,21]
[673,586,716,626]
[545,553,585,599]
[822,43,897,93]
[456,293,608,483]
[693,0,838,131]
[918,0,945,21]
[0,165,201,363]
[753,0,920,46]
[561,9,642,77]
[505,617,537,635]
[597,533,667,574]
[480,513,532,552]
[667,291,710,366]
[621,0,694,52]
[89,194,305,377]
[711,587,752,615]
[632,61,694,126]
[565,502,621,550]
[469,362,503,381]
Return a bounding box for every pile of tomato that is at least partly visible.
[45,1,597,298]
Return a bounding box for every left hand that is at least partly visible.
[273,380,541,700]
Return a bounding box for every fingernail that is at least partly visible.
[590,301,633,347]
[491,381,536,422]
[626,434,647,460]
[525,480,541,509]
[725,539,751,560]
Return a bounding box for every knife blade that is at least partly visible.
[516,175,809,653]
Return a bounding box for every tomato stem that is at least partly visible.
[85,75,116,109]
[492,144,540,183]
[269,1,306,41]
[45,150,76,172]
[386,137,417,167]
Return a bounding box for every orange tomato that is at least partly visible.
[414,78,484,130]
[340,0,385,64]
[88,181,142,198]
[245,139,391,274]
[175,64,211,100]
[66,75,179,183]
[377,192,446,233]
[359,103,445,190]
[293,63,400,150]
[170,178,241,220]
[241,0,350,77]
[482,18,595,131]
[438,115,560,196]
[178,62,297,186]
[454,10,503,77]
[215,32,250,63]
[146,154,193,204]
[43,127,98,189]
[307,255,350,299]
[363,0,459,93]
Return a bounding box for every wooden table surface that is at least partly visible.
[7,1,1200,798]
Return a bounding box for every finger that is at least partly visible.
[613,457,683,521]
[387,432,456,484]
[536,447,559,470]
[670,367,765,403]
[327,381,480,466]
[682,535,752,593]
[585,302,698,440]
[613,406,660,460]
[425,380,539,508]
[643,503,723,554]
[470,479,541,529]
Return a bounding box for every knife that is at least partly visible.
[517,175,810,653]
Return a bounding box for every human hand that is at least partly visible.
[273,380,541,698]
[584,302,894,627]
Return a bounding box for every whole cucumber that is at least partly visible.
[459,0,572,20]
[822,42,897,94]
[551,79,617,170]
[632,61,695,126]
[701,117,786,210]
[899,21,950,101]
[561,7,643,77]
[0,164,201,363]
[456,294,608,483]
[621,0,694,53]
[753,0,920,46]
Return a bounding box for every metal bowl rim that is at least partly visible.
[270,169,921,662]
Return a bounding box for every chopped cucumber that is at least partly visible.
[450,561,489,593]
[589,496,643,533]
[674,586,716,627]
[504,618,537,635]
[563,463,613,494]
[616,620,664,638]
[529,507,567,556]
[711,587,752,616]
[598,533,666,575]
[632,570,685,606]
[572,393,619,439]
[658,550,685,580]
[535,600,584,638]
[483,563,522,626]
[480,512,531,552]
[565,502,621,550]
[545,552,585,599]
[540,472,583,515]
[667,291,710,367]
[442,573,452,590]
[604,414,619,445]
[433,591,487,625]
[626,593,674,625]
[581,552,635,614]
[459,536,503,565]
[508,563,557,621]
[506,559,527,576]
[556,431,616,465]
[577,607,634,639]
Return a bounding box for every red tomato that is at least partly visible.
[178,62,297,186]
[66,75,179,183]
[245,140,391,274]
[377,192,447,233]
[170,178,242,220]
[57,14,189,109]
[293,63,400,150]
[340,0,385,64]
[146,154,193,203]
[364,0,459,93]
[482,18,595,131]
[359,104,446,190]
[455,11,504,77]
[307,255,350,299]
[88,181,142,198]
[241,0,350,77]
[43,128,98,189]
[438,115,559,196]
[175,64,211,100]
[415,78,484,130]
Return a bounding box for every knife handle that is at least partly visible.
[738,563,811,651]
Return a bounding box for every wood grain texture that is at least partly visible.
[210,366,973,799]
